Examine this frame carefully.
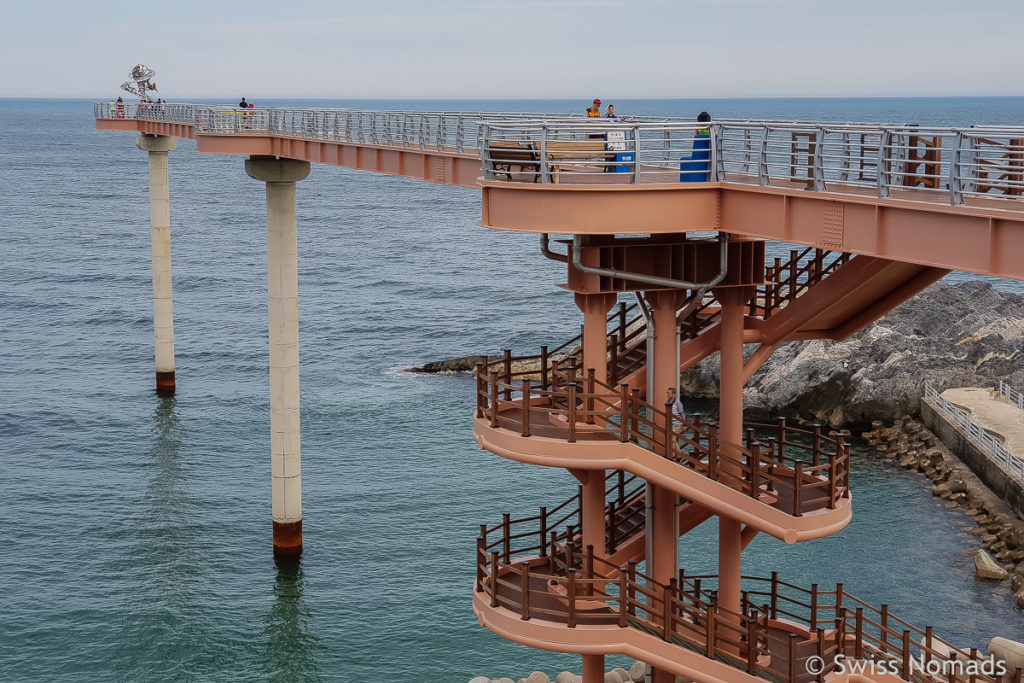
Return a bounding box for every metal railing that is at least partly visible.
[999,380,1024,411]
[924,384,1024,481]
[94,102,1024,205]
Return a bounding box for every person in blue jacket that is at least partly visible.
[681,111,713,182]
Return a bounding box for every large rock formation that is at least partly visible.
[680,280,1024,427]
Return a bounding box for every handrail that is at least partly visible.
[95,103,1024,206]
[924,384,1024,481]
[999,380,1024,411]
[476,361,851,515]
[476,541,1012,683]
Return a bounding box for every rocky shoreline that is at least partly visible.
[469,661,646,683]
[862,416,1024,606]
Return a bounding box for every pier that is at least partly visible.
[95,103,1024,682]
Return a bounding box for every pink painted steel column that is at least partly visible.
[713,286,754,620]
[245,155,311,557]
[574,293,616,560]
[582,654,604,683]
[136,134,178,396]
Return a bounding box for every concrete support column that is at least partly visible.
[713,286,755,620]
[245,155,311,557]
[136,134,178,396]
[581,654,604,683]
[572,469,606,560]
[573,292,617,385]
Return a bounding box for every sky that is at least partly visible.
[3,0,1023,99]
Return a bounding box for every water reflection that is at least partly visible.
[260,556,322,681]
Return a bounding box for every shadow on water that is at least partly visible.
[259,556,322,682]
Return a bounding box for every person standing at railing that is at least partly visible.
[604,104,616,118]
[585,98,601,117]
[681,111,713,182]
[116,97,125,118]
[238,97,248,108]
[666,387,686,434]
[109,99,116,117]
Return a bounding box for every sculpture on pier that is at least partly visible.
[120,64,158,102]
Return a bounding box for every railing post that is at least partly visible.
[901,630,911,679]
[607,501,617,553]
[663,578,677,641]
[584,544,595,597]
[503,349,512,401]
[618,568,628,627]
[540,345,549,391]
[627,561,637,616]
[490,551,500,607]
[746,612,757,674]
[815,628,826,682]
[502,513,511,563]
[618,302,627,351]
[475,362,484,418]
[609,340,618,386]
[708,425,719,479]
[663,405,674,459]
[788,633,798,682]
[619,384,629,442]
[476,536,485,592]
[707,595,718,656]
[750,442,761,496]
[566,569,577,627]
[777,417,787,462]
[770,571,779,620]
[880,604,889,654]
[835,583,844,622]
[788,250,798,303]
[586,368,596,425]
[567,383,577,443]
[793,462,804,516]
[539,507,548,557]
[617,469,626,504]
[489,370,499,428]
[924,625,933,668]
[521,379,532,437]
[630,388,641,442]
[521,563,531,620]
[810,583,818,632]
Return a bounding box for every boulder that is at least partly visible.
[607,669,630,683]
[526,673,550,683]
[629,662,645,682]
[469,678,489,683]
[554,673,580,683]
[987,636,1024,680]
[975,550,1010,580]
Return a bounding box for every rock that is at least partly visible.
[497,678,515,683]
[975,550,1010,580]
[988,636,1024,678]
[1013,574,1024,592]
[945,500,959,509]
[607,669,630,683]
[629,662,645,682]
[604,672,623,683]
[407,354,485,373]
[932,483,952,497]
[555,673,580,683]
[469,678,489,683]
[1017,590,1024,609]
[526,673,550,683]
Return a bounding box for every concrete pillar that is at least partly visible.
[713,286,754,621]
[136,134,178,396]
[575,469,606,560]
[245,155,311,557]
[581,654,604,683]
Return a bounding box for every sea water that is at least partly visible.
[0,98,1022,681]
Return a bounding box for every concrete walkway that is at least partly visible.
[941,387,1024,456]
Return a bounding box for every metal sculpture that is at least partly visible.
[120,64,158,102]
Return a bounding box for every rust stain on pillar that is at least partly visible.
[273,520,303,556]
[156,371,176,397]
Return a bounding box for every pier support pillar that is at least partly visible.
[245,155,311,557]
[136,134,178,396]
[647,291,686,683]
[581,654,604,683]
[574,292,617,385]
[713,286,755,620]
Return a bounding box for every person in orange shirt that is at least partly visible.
[585,98,601,117]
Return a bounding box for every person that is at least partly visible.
[239,97,248,108]
[681,111,713,182]
[585,98,601,117]
[666,387,685,434]
[604,104,616,118]
[115,96,125,118]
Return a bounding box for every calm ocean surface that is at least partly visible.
[1,97,1022,681]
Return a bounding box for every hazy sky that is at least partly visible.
[5,0,1023,99]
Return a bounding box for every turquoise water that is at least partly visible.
[0,98,1022,681]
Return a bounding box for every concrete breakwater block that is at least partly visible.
[976,549,1010,580]
[988,637,1024,681]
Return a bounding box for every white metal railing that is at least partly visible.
[93,102,1024,206]
[999,380,1024,411]
[924,383,1024,481]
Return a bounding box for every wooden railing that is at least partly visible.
[475,362,851,516]
[477,470,645,564]
[752,248,852,318]
[475,539,1022,683]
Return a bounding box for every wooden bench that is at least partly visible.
[486,140,540,182]
[546,140,619,183]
